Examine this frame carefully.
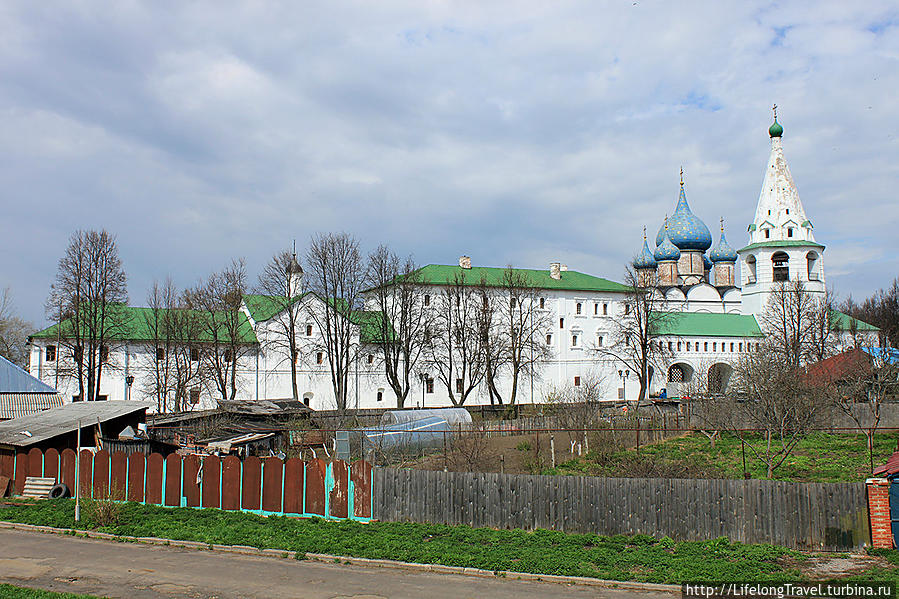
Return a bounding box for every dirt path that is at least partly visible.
[0,528,675,598]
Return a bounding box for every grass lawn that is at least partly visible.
[545,432,897,482]
[0,584,101,598]
[0,498,810,584]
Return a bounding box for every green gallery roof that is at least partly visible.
[243,293,305,323]
[831,310,879,332]
[408,264,631,293]
[30,306,258,344]
[737,240,825,253]
[652,312,764,338]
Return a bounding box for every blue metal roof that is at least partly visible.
[0,355,57,393]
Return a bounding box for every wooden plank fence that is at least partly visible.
[372,468,870,551]
[0,448,372,520]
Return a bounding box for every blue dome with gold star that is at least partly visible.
[633,237,657,269]
[709,229,738,263]
[655,181,712,251]
[654,227,681,262]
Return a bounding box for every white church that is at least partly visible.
[27,113,877,412]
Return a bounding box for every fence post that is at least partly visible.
[550,435,555,468]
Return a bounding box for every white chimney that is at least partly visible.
[459,256,472,269]
[550,262,561,280]
[560,264,568,272]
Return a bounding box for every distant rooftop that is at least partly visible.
[0,355,57,394]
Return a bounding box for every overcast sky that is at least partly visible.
[2,1,897,327]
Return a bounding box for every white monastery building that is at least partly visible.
[27,114,877,411]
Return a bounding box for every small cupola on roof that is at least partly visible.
[655,169,712,252]
[654,221,681,262]
[709,218,738,263]
[633,227,658,270]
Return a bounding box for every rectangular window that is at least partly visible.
[739,342,743,352]
[316,352,323,365]
[677,341,682,351]
[510,298,517,309]
[730,343,734,352]
[574,376,581,387]
[377,391,383,402]
[191,348,200,362]
[156,347,165,361]
[624,304,631,315]
[571,334,579,347]
[546,334,552,345]
[668,341,672,351]
[189,387,201,405]
[603,303,608,315]
[597,335,603,347]
[539,297,545,309]
[594,303,598,315]
[787,228,794,238]
[46,346,56,362]
[456,378,463,394]
[559,317,564,329]
[223,349,232,363]
[99,346,109,363]
[306,324,313,336]
[426,378,434,394]
[367,354,374,364]
[704,342,708,352]
[686,342,691,351]
[424,294,430,306]
[576,303,582,315]
[713,342,717,352]
[765,229,770,239]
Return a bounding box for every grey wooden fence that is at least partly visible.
[372,469,870,551]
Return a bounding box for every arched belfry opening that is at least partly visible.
[772,252,789,282]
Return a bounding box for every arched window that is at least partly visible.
[807,252,819,280]
[746,255,757,283]
[667,365,684,383]
[772,252,789,282]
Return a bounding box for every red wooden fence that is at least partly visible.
[0,449,372,520]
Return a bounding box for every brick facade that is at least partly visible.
[867,478,893,549]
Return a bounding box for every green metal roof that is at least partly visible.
[652,312,764,338]
[738,240,826,253]
[408,264,630,293]
[349,311,395,344]
[831,310,879,332]
[30,306,258,344]
[243,293,306,323]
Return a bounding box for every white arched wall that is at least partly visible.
[685,284,724,313]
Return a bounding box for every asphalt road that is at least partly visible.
[0,528,674,598]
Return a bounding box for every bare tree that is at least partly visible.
[596,267,673,406]
[427,273,489,406]
[844,278,899,348]
[761,280,820,368]
[544,371,608,454]
[0,287,33,368]
[186,259,252,402]
[47,230,129,401]
[731,343,825,478]
[808,287,840,362]
[256,249,306,400]
[364,246,431,408]
[682,359,733,449]
[826,348,899,474]
[143,279,206,412]
[304,233,365,411]
[481,268,552,406]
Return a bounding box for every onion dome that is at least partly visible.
[654,221,681,262]
[633,228,657,269]
[286,253,303,275]
[769,105,783,138]
[655,170,712,251]
[709,219,738,263]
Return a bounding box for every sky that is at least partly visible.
[1,1,898,328]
